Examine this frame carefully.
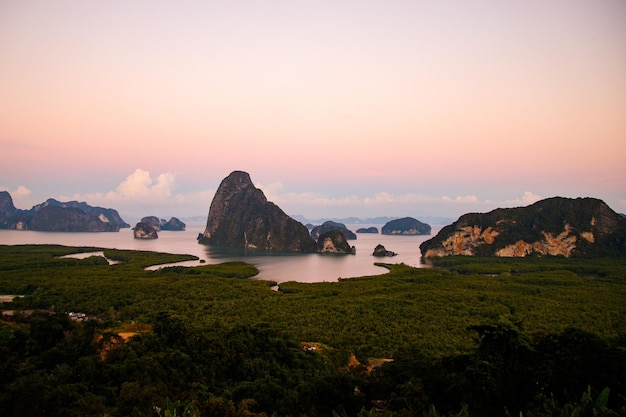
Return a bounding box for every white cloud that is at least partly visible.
[51,172,550,222]
[260,186,497,218]
[255,181,284,199]
[0,185,31,197]
[59,169,214,220]
[113,169,175,199]
[284,192,361,207]
[505,191,542,206]
[66,169,176,204]
[14,185,32,197]
[259,182,361,207]
[442,195,480,203]
[364,192,438,205]
[0,185,34,209]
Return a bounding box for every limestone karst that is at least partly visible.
[382,217,431,235]
[133,222,158,239]
[0,191,128,232]
[198,171,315,252]
[420,197,626,258]
[310,220,357,240]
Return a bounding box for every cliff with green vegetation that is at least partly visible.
[421,197,626,258]
[198,171,315,252]
[382,216,431,235]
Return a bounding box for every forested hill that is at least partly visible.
[1,244,625,416]
[420,197,626,258]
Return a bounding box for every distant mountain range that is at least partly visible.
[291,215,454,226]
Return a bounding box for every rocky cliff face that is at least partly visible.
[1,191,17,226]
[1,192,129,232]
[198,171,315,252]
[382,217,431,235]
[133,222,158,239]
[140,216,162,230]
[310,221,357,240]
[0,191,16,216]
[29,206,119,232]
[420,197,626,258]
[372,244,397,257]
[32,199,129,229]
[139,216,186,231]
[313,230,356,254]
[161,217,186,231]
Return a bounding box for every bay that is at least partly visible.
[0,223,441,283]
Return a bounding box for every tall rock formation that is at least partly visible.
[133,222,159,239]
[0,191,29,230]
[198,171,315,252]
[313,230,356,254]
[140,216,162,230]
[420,197,626,258]
[0,191,16,216]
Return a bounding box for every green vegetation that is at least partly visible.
[420,197,626,257]
[1,245,625,416]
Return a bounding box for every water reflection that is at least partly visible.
[0,224,440,284]
[197,226,440,283]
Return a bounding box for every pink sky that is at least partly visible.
[1,0,625,221]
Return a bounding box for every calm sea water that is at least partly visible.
[0,224,441,283]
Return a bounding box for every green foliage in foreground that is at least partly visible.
[0,245,625,416]
[2,246,624,358]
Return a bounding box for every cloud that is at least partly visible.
[0,185,31,197]
[240,183,550,219]
[260,183,497,217]
[60,169,214,219]
[442,195,480,203]
[364,192,438,205]
[619,199,626,211]
[52,172,550,221]
[255,181,285,200]
[260,185,498,218]
[0,185,34,209]
[258,181,361,207]
[15,185,32,197]
[505,191,542,206]
[65,169,176,203]
[112,169,175,200]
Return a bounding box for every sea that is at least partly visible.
[0,223,442,284]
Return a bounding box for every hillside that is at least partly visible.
[420,197,626,258]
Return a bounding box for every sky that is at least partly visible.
[1,0,625,223]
